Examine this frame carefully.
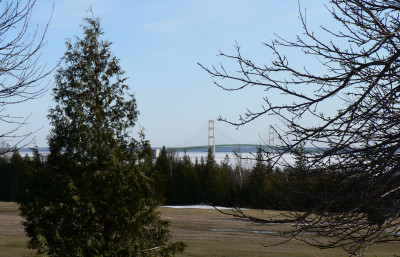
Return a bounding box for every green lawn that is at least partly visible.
[0,202,399,256]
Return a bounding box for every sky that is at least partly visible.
[4,0,330,148]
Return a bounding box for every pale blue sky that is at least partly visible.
[6,0,330,148]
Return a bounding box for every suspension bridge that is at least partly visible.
[16,120,278,159]
[161,120,277,156]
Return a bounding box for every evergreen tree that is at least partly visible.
[4,151,27,201]
[154,147,173,204]
[0,155,12,201]
[19,17,185,256]
[244,149,274,209]
[0,155,8,200]
[198,148,228,205]
[179,152,199,204]
[10,151,29,201]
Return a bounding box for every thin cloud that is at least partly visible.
[37,0,121,28]
[132,0,257,34]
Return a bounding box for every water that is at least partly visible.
[15,145,297,167]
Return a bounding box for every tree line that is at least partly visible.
[0,150,42,202]
[1,146,339,212]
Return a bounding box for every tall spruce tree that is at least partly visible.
[19,17,185,256]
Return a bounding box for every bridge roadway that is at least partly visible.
[164,144,273,153]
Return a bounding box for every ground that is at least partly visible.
[0,202,398,256]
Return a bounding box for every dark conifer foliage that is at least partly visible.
[0,150,41,202]
[151,148,284,210]
[19,18,185,256]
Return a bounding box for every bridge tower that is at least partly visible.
[269,125,275,154]
[208,120,216,155]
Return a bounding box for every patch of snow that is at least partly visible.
[162,205,234,210]
[209,228,278,234]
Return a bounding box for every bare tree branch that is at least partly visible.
[0,0,53,153]
[201,0,400,255]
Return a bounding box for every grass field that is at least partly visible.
[1,202,399,256]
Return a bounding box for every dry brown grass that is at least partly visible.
[0,202,399,256]
[160,207,400,257]
[0,202,34,257]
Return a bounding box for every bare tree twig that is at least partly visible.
[201,0,400,255]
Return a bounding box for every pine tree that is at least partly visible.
[19,17,185,256]
[245,149,274,209]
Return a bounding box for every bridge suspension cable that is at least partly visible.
[215,122,241,144]
[173,120,276,153]
[175,121,208,147]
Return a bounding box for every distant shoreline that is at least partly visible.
[15,146,297,167]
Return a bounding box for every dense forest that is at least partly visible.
[0,150,43,203]
[0,147,336,211]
